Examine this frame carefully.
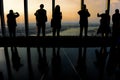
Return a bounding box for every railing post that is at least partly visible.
[24,0,29,36]
[0,0,6,37]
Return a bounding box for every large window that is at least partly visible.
[2,0,120,36]
[4,0,25,36]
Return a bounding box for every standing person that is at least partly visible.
[34,4,47,36]
[7,10,19,37]
[78,4,90,37]
[112,9,120,38]
[97,10,111,37]
[52,5,62,36]
[112,9,120,47]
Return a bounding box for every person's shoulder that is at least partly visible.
[7,14,9,16]
[79,10,82,12]
[112,13,115,15]
[39,9,46,12]
[43,9,46,12]
[36,9,40,12]
[7,13,11,17]
[101,13,105,16]
[78,10,82,14]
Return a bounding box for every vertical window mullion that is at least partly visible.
[107,0,110,14]
[81,0,84,9]
[0,0,6,36]
[52,0,55,18]
[24,0,29,36]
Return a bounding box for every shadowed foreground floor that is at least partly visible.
[0,36,120,80]
[0,36,113,47]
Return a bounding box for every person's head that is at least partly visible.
[40,4,44,9]
[55,5,60,12]
[9,10,13,14]
[115,9,119,13]
[82,4,86,10]
[105,10,109,14]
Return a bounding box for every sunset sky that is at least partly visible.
[3,0,120,24]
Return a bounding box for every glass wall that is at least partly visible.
[2,0,120,36]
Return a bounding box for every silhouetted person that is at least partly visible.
[7,10,19,37]
[112,9,120,38]
[78,4,90,37]
[51,5,62,36]
[34,4,47,36]
[97,10,111,37]
[11,47,23,71]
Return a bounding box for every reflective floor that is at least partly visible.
[0,47,120,80]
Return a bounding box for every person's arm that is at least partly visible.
[15,12,20,17]
[108,15,110,25]
[7,14,9,18]
[112,14,114,23]
[60,12,62,20]
[97,13,102,17]
[78,10,80,15]
[34,10,38,16]
[86,9,90,17]
[45,10,47,22]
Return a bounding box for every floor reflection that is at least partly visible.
[94,47,108,80]
[37,47,49,79]
[76,47,87,80]
[11,47,23,71]
[52,47,61,80]
[106,45,120,80]
[2,46,120,80]
[27,47,34,80]
[4,47,13,80]
[0,71,4,80]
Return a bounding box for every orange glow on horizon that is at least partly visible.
[3,0,120,24]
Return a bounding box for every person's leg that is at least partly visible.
[9,30,11,37]
[80,26,83,37]
[53,28,56,36]
[8,27,12,37]
[85,26,88,37]
[37,23,43,36]
[13,27,16,37]
[57,28,60,36]
[37,23,41,36]
[42,23,46,36]
[37,27,40,36]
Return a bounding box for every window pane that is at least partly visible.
[28,0,52,36]
[4,0,25,36]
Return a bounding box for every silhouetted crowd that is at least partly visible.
[5,4,120,38]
